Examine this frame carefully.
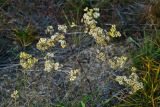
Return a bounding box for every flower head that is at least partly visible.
[45,26,54,35]
[36,38,49,51]
[96,51,106,61]
[81,7,109,45]
[58,25,67,33]
[108,25,121,37]
[20,52,38,70]
[93,12,100,19]
[20,52,31,59]
[131,67,137,72]
[44,60,61,72]
[11,90,19,99]
[58,40,66,48]
[108,56,127,69]
[69,69,80,81]
[115,73,143,94]
[36,38,55,51]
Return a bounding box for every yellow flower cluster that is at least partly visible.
[82,7,99,26]
[108,56,127,69]
[131,66,137,72]
[108,25,121,37]
[44,53,62,72]
[20,52,38,70]
[44,60,60,72]
[89,27,108,45]
[115,73,144,94]
[58,25,67,33]
[81,7,121,45]
[45,25,54,35]
[35,25,67,73]
[81,7,108,45]
[11,90,19,99]
[96,50,106,61]
[58,40,66,48]
[37,25,67,51]
[69,69,80,81]
[36,38,55,51]
[51,32,65,41]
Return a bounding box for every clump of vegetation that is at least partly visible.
[132,31,160,68]
[1,1,160,107]
[12,24,37,47]
[116,57,160,107]
[115,31,160,107]
[9,7,122,107]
